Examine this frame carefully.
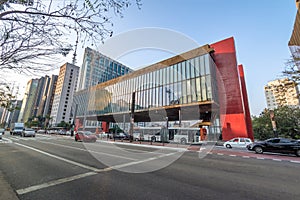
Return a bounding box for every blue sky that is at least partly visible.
[101,0,297,116]
[10,0,297,117]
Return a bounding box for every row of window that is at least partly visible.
[74,54,219,116]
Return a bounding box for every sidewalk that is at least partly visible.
[0,171,19,200]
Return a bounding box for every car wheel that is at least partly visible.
[254,146,263,154]
[295,149,300,157]
[151,136,156,142]
[225,144,232,149]
[180,138,187,145]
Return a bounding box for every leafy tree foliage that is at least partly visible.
[252,106,300,140]
[252,110,273,140]
[57,120,71,129]
[0,0,141,74]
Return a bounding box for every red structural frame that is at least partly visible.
[211,37,254,141]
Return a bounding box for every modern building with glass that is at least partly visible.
[74,37,254,141]
[78,47,133,91]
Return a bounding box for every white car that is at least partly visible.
[22,128,36,137]
[223,137,252,148]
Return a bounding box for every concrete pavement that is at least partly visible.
[0,170,19,200]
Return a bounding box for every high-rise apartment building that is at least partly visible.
[18,79,39,122]
[77,47,133,90]
[50,63,79,125]
[18,75,58,123]
[264,78,300,110]
[36,75,58,118]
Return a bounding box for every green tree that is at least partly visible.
[252,106,300,140]
[275,106,300,139]
[252,110,273,140]
[57,121,71,130]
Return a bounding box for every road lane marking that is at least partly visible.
[242,156,250,158]
[14,142,182,195]
[16,172,98,195]
[37,140,138,161]
[272,159,282,162]
[111,151,179,170]
[290,160,300,164]
[1,138,13,143]
[217,153,224,156]
[229,155,237,157]
[15,143,100,172]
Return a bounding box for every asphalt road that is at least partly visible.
[1,134,300,200]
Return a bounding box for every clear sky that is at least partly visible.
[8,0,297,116]
[107,0,297,116]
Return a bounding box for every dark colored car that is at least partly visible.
[247,138,300,157]
[110,132,130,140]
[75,131,97,142]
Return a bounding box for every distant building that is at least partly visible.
[77,47,133,91]
[50,63,79,125]
[36,75,58,118]
[264,78,300,109]
[18,79,39,122]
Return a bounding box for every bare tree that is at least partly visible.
[0,83,15,110]
[283,57,300,83]
[0,0,141,74]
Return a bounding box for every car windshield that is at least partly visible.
[25,128,34,131]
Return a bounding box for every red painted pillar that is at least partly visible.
[210,37,249,141]
[101,122,109,133]
[238,65,254,140]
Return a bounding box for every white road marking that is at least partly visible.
[290,160,300,164]
[14,142,181,195]
[16,172,98,195]
[38,140,137,161]
[14,143,100,172]
[229,154,237,157]
[242,156,250,158]
[272,159,282,162]
[217,153,224,156]
[0,138,13,143]
[257,157,265,160]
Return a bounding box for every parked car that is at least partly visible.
[133,132,144,141]
[0,128,4,139]
[247,138,300,157]
[110,132,130,140]
[22,128,36,137]
[75,131,97,142]
[223,137,252,148]
[37,129,46,134]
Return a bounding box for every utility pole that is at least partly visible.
[129,92,135,142]
[269,110,278,138]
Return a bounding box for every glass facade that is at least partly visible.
[74,53,218,117]
[78,47,133,91]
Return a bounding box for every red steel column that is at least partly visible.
[238,64,254,140]
[210,37,250,141]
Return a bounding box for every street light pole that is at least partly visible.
[269,110,278,138]
[129,92,135,142]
